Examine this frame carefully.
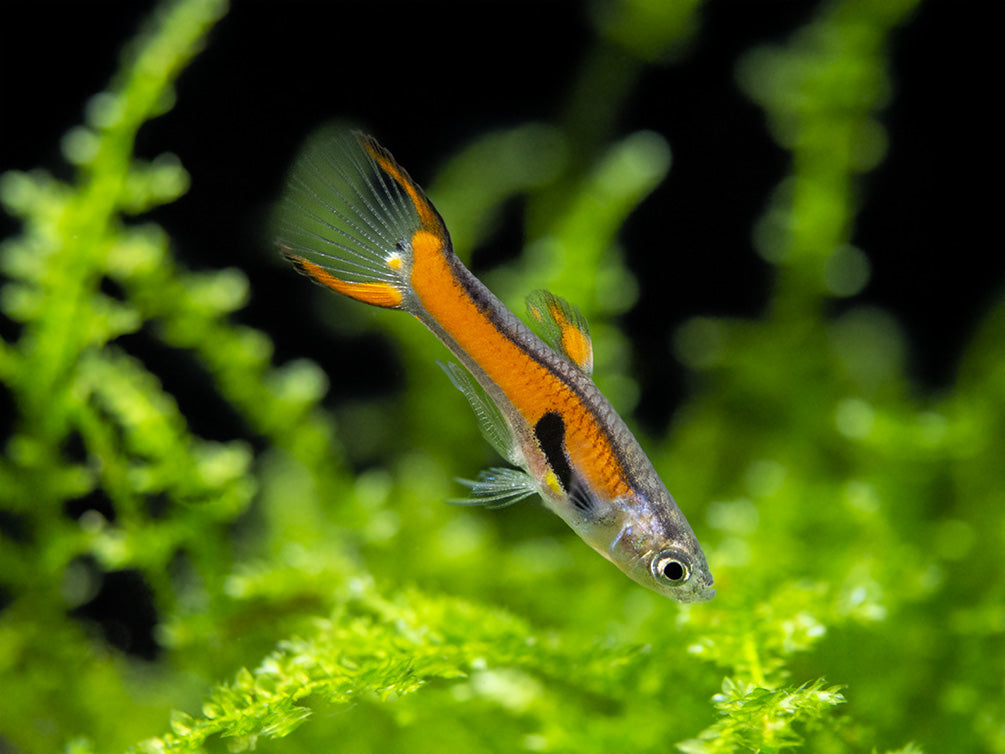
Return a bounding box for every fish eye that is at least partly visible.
[652,550,691,586]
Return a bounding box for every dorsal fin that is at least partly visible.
[526,290,594,376]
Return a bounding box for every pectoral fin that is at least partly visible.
[450,467,540,509]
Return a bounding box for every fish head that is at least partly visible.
[606,489,716,604]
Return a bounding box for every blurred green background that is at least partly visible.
[0,1,1000,752]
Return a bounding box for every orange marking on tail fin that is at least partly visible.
[285,253,403,309]
[358,134,446,236]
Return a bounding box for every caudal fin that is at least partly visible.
[275,128,449,310]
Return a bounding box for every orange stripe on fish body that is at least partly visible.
[406,227,631,502]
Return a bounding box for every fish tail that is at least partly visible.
[276,128,450,311]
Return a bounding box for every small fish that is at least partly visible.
[275,128,714,603]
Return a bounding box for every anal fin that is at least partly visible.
[439,361,514,461]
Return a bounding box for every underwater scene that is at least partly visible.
[0,0,1000,752]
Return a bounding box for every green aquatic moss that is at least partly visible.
[1,0,1002,753]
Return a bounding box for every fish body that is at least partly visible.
[276,129,714,603]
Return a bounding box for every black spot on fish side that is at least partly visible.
[534,411,572,493]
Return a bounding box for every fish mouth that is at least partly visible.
[691,586,717,603]
[679,574,716,603]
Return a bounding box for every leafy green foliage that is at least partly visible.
[1,0,1002,753]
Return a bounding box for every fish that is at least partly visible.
[274,128,714,603]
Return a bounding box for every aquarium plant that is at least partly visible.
[0,0,1001,752]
